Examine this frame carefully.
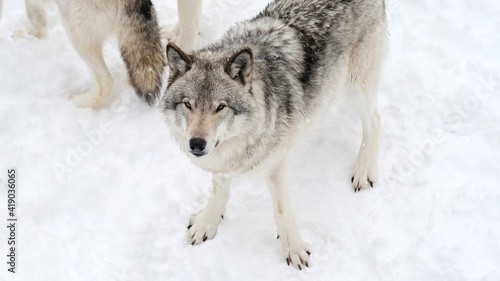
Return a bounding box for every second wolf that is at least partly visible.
[163,0,387,269]
[17,0,165,107]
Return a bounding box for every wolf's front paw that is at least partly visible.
[187,208,224,245]
[351,163,376,192]
[277,231,311,270]
[283,242,311,270]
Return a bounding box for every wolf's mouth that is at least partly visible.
[191,151,206,157]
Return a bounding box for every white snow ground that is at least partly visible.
[1,0,499,280]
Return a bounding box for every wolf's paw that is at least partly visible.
[351,163,376,192]
[12,28,29,38]
[282,241,311,270]
[71,92,106,108]
[12,27,45,39]
[70,80,112,108]
[187,208,224,245]
[161,23,180,42]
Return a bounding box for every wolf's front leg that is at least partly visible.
[267,157,310,270]
[188,173,230,245]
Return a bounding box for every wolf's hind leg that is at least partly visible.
[60,13,113,108]
[188,173,230,245]
[347,27,386,192]
[267,157,310,270]
[67,37,113,108]
[12,0,49,38]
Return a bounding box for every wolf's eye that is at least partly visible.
[183,101,192,110]
[216,104,226,112]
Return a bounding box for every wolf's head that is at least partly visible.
[162,42,258,158]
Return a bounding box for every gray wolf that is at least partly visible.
[162,0,387,270]
[13,0,166,107]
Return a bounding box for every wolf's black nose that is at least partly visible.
[189,138,207,154]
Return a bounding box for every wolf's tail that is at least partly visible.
[117,0,165,106]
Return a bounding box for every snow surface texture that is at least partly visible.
[1,0,499,280]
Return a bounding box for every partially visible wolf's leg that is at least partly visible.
[175,0,201,52]
[66,33,113,108]
[161,22,179,44]
[267,157,310,270]
[12,0,49,38]
[188,173,230,245]
[69,51,113,108]
[162,0,202,52]
[351,100,380,192]
[348,25,387,192]
[59,7,114,108]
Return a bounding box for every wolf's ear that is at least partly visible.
[166,42,192,76]
[225,47,253,86]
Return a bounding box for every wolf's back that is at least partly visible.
[118,0,165,106]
